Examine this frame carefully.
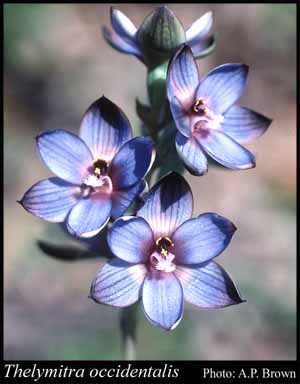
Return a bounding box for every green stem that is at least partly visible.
[120,303,138,360]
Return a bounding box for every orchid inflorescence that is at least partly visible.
[20,6,271,334]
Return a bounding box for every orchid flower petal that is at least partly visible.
[185,11,213,46]
[175,132,208,175]
[37,130,93,184]
[90,258,147,307]
[168,96,191,138]
[222,105,272,144]
[110,7,137,42]
[175,262,244,308]
[102,26,144,62]
[108,216,154,264]
[190,34,216,59]
[167,45,199,109]
[111,180,146,220]
[194,129,256,170]
[173,213,236,265]
[67,194,112,238]
[19,177,80,223]
[79,96,132,162]
[142,271,183,330]
[109,136,155,189]
[196,64,249,114]
[137,172,193,238]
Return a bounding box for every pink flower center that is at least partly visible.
[150,236,176,273]
[193,97,224,133]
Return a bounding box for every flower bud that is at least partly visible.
[136,6,185,68]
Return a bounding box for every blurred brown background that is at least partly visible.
[4,4,296,360]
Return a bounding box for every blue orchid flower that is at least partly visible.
[20,96,155,238]
[167,45,272,175]
[90,172,244,330]
[103,6,215,67]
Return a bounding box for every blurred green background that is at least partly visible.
[4,4,296,360]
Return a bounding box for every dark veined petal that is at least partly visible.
[167,45,199,108]
[173,213,236,265]
[169,96,191,138]
[194,129,256,170]
[222,105,272,144]
[175,131,208,175]
[19,177,80,223]
[67,194,112,238]
[175,262,244,308]
[79,96,132,162]
[37,130,93,184]
[137,172,193,238]
[109,136,155,189]
[90,258,147,307]
[196,64,249,114]
[108,216,154,264]
[142,271,184,330]
[111,180,146,220]
[110,7,137,42]
[102,26,144,62]
[185,11,213,46]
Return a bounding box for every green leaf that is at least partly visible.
[37,240,101,262]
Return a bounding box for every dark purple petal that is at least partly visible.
[110,7,137,42]
[173,213,236,265]
[67,194,112,238]
[194,129,256,170]
[175,262,244,308]
[109,136,155,189]
[185,11,213,46]
[167,45,199,109]
[79,96,132,162]
[137,172,193,238]
[196,64,249,114]
[102,26,144,62]
[37,130,93,184]
[19,177,80,223]
[175,132,208,175]
[111,180,146,220]
[90,258,147,307]
[142,271,183,330]
[168,96,191,138]
[222,105,272,144]
[108,216,154,264]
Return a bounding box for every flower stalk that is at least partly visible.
[120,303,138,360]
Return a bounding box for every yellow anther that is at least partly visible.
[194,98,209,113]
[161,249,168,257]
[193,98,203,113]
[155,236,163,247]
[94,167,101,175]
